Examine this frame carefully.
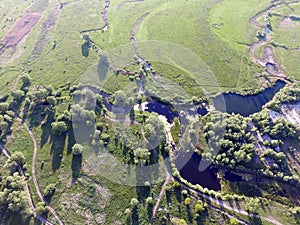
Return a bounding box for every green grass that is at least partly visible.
[209,0,270,48]
[268,3,300,80]
[137,0,263,93]
[171,117,180,144]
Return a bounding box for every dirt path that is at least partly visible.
[0,144,54,225]
[15,114,65,225]
[179,182,283,225]
[151,116,175,218]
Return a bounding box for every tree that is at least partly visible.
[36,201,48,215]
[72,143,84,156]
[11,90,25,102]
[194,202,206,213]
[229,218,239,225]
[47,96,56,106]
[34,88,48,103]
[133,148,150,165]
[43,183,56,197]
[146,197,153,204]
[114,90,126,107]
[5,152,26,173]
[0,102,9,113]
[184,197,191,206]
[130,198,139,207]
[245,197,260,214]
[177,219,187,225]
[127,97,135,107]
[20,74,31,87]
[51,121,68,136]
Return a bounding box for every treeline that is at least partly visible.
[266,86,300,111]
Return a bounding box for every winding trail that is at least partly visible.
[179,182,283,225]
[139,118,174,218]
[0,143,54,225]
[15,114,65,225]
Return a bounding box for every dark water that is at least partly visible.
[213,80,286,116]
[146,102,179,123]
[146,102,208,123]
[177,153,221,191]
[197,107,208,116]
[224,171,243,182]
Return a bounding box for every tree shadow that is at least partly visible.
[67,127,76,155]
[28,105,47,128]
[97,53,109,81]
[186,205,193,223]
[81,41,90,57]
[40,111,55,149]
[248,215,263,225]
[71,154,82,181]
[50,133,66,171]
[234,199,241,211]
[135,166,151,202]
[166,189,172,206]
[132,207,139,225]
[147,203,153,221]
[174,186,182,203]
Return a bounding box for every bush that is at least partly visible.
[51,121,68,136]
[72,143,84,156]
[43,183,57,197]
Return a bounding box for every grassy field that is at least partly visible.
[209,0,270,48]
[268,3,300,80]
[136,0,265,93]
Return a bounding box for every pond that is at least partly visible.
[176,153,221,191]
[213,80,286,116]
[146,102,179,123]
[224,171,243,182]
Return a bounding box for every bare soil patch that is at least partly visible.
[33,5,60,55]
[2,13,41,48]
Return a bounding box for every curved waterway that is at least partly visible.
[92,80,285,190]
[214,80,286,116]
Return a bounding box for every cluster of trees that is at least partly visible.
[244,197,268,214]
[0,93,15,137]
[113,90,134,108]
[0,153,31,219]
[4,152,26,174]
[0,172,31,218]
[269,118,297,139]
[204,114,255,166]
[289,206,300,223]
[266,86,300,111]
[144,113,165,147]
